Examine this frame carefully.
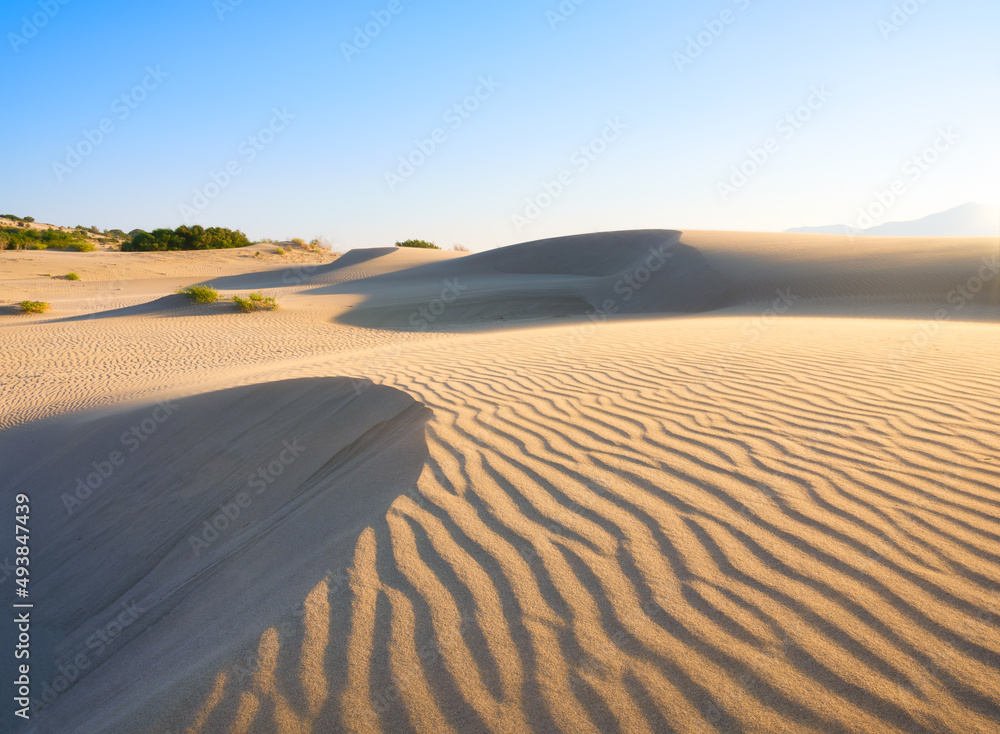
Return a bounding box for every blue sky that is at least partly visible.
[2,0,997,250]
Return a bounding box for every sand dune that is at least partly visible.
[2,231,999,733]
[325,230,1000,329]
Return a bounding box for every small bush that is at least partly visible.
[452,244,470,252]
[233,292,278,313]
[291,238,306,247]
[65,272,80,280]
[179,285,219,304]
[274,247,286,255]
[396,239,439,249]
[70,240,96,252]
[20,301,49,314]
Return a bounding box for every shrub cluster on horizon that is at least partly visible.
[19,300,49,314]
[2,214,35,223]
[396,239,440,249]
[233,292,278,313]
[123,225,251,252]
[1,226,90,251]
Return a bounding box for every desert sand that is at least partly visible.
[2,230,999,734]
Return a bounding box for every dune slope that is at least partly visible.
[323,230,1000,329]
[5,378,431,733]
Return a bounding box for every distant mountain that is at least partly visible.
[787,203,1000,237]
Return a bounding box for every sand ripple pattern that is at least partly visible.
[181,319,1000,734]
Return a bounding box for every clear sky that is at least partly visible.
[2,0,998,250]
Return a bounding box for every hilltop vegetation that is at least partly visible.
[1,214,129,251]
[123,226,251,252]
[396,239,440,249]
[0,226,95,251]
[1,215,252,253]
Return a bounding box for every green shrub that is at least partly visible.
[2,227,90,250]
[178,285,220,304]
[233,292,278,313]
[291,238,305,247]
[20,301,49,314]
[395,239,440,249]
[274,247,286,255]
[122,225,252,252]
[65,272,80,280]
[70,240,96,252]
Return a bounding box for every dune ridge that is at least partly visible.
[322,230,1000,329]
